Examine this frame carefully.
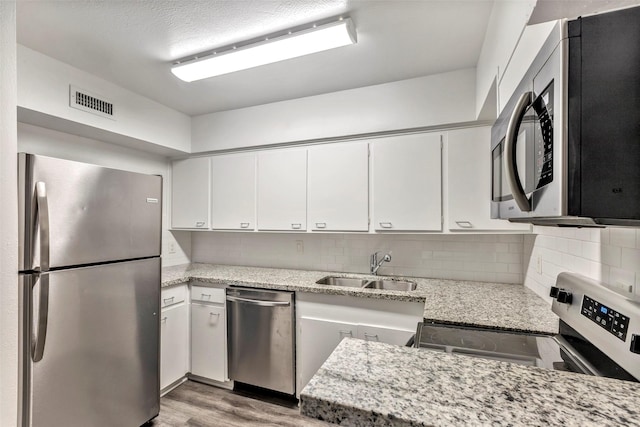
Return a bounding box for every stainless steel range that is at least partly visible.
[414,273,639,382]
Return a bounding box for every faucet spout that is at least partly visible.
[370,251,392,275]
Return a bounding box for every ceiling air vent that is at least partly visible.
[69,86,115,120]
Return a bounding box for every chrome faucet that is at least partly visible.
[370,251,392,275]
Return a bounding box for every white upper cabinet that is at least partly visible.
[446,127,530,232]
[257,148,307,231]
[371,133,442,231]
[211,153,256,230]
[307,142,369,231]
[171,157,210,229]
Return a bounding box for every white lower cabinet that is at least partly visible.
[190,304,227,382]
[356,324,414,345]
[160,294,189,390]
[190,285,227,383]
[299,317,358,390]
[296,293,423,394]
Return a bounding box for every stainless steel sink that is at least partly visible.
[316,276,417,291]
[315,276,369,287]
[363,280,417,291]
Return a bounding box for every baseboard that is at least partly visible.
[188,373,235,390]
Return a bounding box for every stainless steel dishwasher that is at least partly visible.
[226,287,295,395]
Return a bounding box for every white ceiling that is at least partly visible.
[17,0,494,116]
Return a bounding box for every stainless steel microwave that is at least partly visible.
[491,6,640,227]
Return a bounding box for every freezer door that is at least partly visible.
[20,258,160,427]
[19,153,162,270]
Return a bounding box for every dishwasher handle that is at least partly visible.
[226,295,291,307]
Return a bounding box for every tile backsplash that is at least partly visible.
[192,232,525,284]
[524,226,640,303]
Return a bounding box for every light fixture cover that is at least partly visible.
[171,18,356,82]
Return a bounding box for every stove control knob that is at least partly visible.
[549,286,560,298]
[557,290,573,305]
[631,335,640,355]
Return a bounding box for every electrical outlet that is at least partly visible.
[536,256,542,274]
[296,240,304,254]
[168,242,176,254]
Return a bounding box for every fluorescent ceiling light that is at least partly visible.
[171,18,357,82]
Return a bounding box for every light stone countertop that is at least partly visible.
[162,263,558,335]
[300,338,640,427]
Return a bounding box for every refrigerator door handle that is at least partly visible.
[32,273,49,362]
[32,182,50,362]
[35,181,50,271]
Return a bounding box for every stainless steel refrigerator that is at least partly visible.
[18,153,162,427]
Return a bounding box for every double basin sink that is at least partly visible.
[316,276,417,291]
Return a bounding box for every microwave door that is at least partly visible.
[503,91,534,218]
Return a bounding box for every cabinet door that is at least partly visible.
[211,154,256,230]
[257,148,307,231]
[356,324,414,346]
[372,133,442,231]
[308,143,368,231]
[191,304,227,382]
[160,303,189,390]
[171,157,210,229]
[447,127,530,231]
[299,317,357,391]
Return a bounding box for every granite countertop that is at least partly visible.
[300,339,640,427]
[162,263,558,335]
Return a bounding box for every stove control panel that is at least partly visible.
[581,295,630,341]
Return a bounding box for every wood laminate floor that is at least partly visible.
[149,381,331,427]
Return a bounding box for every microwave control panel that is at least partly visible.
[533,82,554,190]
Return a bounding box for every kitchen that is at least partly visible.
[2,0,640,426]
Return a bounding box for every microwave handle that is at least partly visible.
[504,91,533,212]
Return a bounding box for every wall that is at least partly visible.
[524,226,640,303]
[191,68,477,152]
[17,45,191,154]
[0,1,18,426]
[192,232,525,284]
[17,123,191,267]
[475,0,536,118]
[497,20,557,113]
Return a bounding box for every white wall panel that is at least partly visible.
[475,0,536,118]
[192,232,526,284]
[524,227,640,303]
[17,45,191,154]
[192,69,476,152]
[0,2,18,426]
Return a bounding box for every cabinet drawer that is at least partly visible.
[191,286,225,304]
[161,285,187,308]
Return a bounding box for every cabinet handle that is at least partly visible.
[455,221,473,228]
[291,223,302,230]
[364,333,379,341]
[161,317,168,323]
[339,330,353,336]
[209,312,220,317]
[163,296,175,304]
[195,221,205,228]
[379,222,393,228]
[201,293,211,299]
[315,222,327,229]
[240,222,250,228]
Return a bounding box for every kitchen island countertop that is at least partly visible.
[162,263,558,335]
[300,338,640,427]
